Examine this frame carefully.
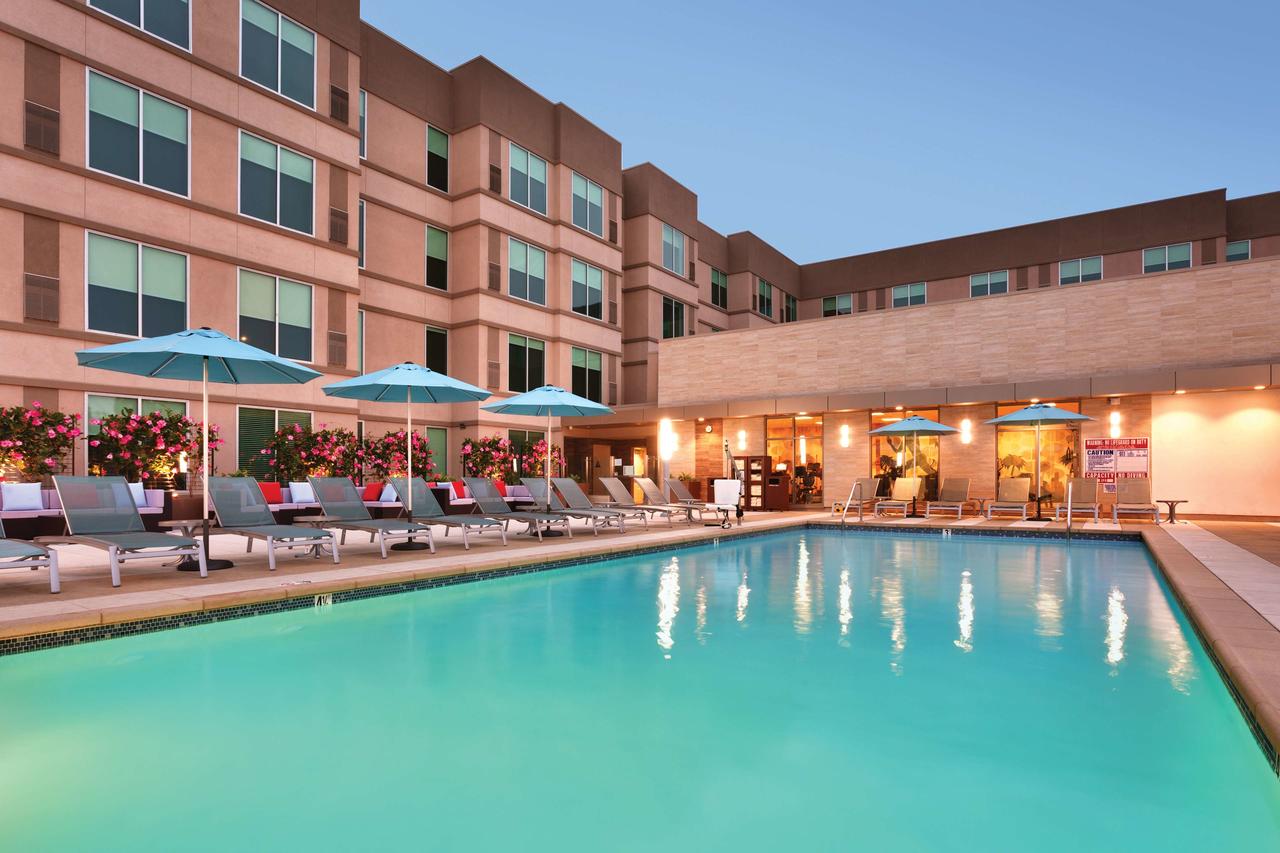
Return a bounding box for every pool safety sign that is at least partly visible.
[1084,437,1149,493]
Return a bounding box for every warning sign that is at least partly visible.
[1084,437,1150,493]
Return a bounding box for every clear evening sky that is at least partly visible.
[361,0,1279,264]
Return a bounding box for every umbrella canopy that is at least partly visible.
[986,404,1094,519]
[867,415,958,436]
[481,386,613,505]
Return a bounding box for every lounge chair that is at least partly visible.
[925,478,971,519]
[1112,479,1160,523]
[0,517,60,593]
[207,477,339,571]
[309,477,434,558]
[45,476,205,587]
[838,477,882,520]
[706,478,743,528]
[599,477,693,524]
[553,478,649,529]
[874,477,921,517]
[987,478,1032,520]
[463,478,573,541]
[389,477,508,549]
[662,477,703,507]
[1054,478,1100,523]
[521,478,628,534]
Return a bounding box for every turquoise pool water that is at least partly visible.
[2,531,1278,851]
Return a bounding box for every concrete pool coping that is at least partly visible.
[1,512,1276,773]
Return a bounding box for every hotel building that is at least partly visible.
[1,0,1278,517]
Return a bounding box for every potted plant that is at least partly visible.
[89,409,219,487]
[361,429,436,481]
[678,471,701,500]
[0,402,81,483]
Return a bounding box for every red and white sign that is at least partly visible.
[1084,437,1149,493]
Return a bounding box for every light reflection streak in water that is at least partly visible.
[1144,578,1194,693]
[955,570,974,652]
[1105,587,1128,668]
[880,573,906,674]
[695,582,709,645]
[656,557,680,656]
[794,540,812,635]
[1035,565,1063,647]
[838,569,853,644]
[736,572,750,623]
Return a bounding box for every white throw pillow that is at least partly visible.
[288,481,315,504]
[127,481,147,508]
[380,483,397,502]
[1,482,44,512]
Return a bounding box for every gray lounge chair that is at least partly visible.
[661,477,703,507]
[463,478,572,540]
[207,477,339,571]
[600,477,692,524]
[522,478,626,534]
[1054,477,1100,522]
[987,478,1032,520]
[553,477,649,529]
[0,517,60,593]
[390,477,508,549]
[309,477,434,558]
[925,478,971,519]
[45,476,205,587]
[841,477,882,520]
[1112,479,1160,523]
[874,477,921,517]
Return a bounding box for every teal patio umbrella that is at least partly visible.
[868,415,958,514]
[323,362,490,548]
[480,385,613,508]
[77,327,322,569]
[986,403,1094,519]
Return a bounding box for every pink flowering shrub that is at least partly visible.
[0,402,82,481]
[260,423,360,481]
[361,429,436,480]
[89,409,220,482]
[459,435,512,480]
[523,439,566,478]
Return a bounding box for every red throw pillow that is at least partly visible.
[452,480,467,499]
[258,481,283,504]
[493,481,507,497]
[362,482,384,501]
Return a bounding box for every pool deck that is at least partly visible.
[1,509,1278,770]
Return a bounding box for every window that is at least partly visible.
[711,268,728,309]
[1059,256,1102,285]
[238,270,312,361]
[508,334,545,392]
[240,0,314,108]
[88,394,187,472]
[508,238,546,305]
[238,407,310,477]
[766,416,824,500]
[1143,242,1191,274]
[239,131,313,234]
[782,293,798,323]
[571,259,603,320]
[891,282,926,308]
[822,294,852,317]
[509,429,545,477]
[356,309,364,374]
[88,71,188,196]
[90,0,189,49]
[662,296,686,339]
[86,233,186,338]
[571,347,603,403]
[357,200,365,268]
[358,89,366,158]
[509,143,546,214]
[661,223,686,275]
[1226,240,1251,262]
[571,173,603,236]
[425,326,447,374]
[427,126,449,192]
[757,278,773,318]
[969,270,1008,298]
[426,226,448,290]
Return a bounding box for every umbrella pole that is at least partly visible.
[392,394,429,550]
[182,356,233,570]
[545,410,552,510]
[1034,421,1042,520]
[912,431,920,516]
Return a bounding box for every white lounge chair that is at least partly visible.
[987,478,1032,520]
[1054,477,1100,522]
[926,478,971,519]
[1112,479,1160,523]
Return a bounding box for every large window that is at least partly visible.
[508,238,546,304]
[358,90,366,158]
[871,409,938,500]
[571,347,603,403]
[572,173,603,236]
[823,294,852,316]
[662,296,686,339]
[88,71,188,196]
[969,270,1008,298]
[711,268,728,309]
[661,223,686,275]
[1060,256,1102,285]
[509,143,547,214]
[90,0,189,49]
[87,394,187,473]
[238,270,312,362]
[995,401,1082,506]
[238,407,310,477]
[508,334,545,392]
[240,0,314,108]
[509,429,546,478]
[427,126,449,192]
[1143,242,1191,274]
[87,233,186,338]
[425,326,447,374]
[891,282,926,308]
[766,416,824,503]
[240,131,313,234]
[782,293,798,323]
[571,259,603,320]
[426,226,448,290]
[757,278,773,318]
[1226,240,1251,262]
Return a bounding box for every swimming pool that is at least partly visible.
[2,530,1277,850]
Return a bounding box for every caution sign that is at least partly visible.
[1084,437,1149,493]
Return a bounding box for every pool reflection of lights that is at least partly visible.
[656,557,680,656]
[1106,587,1128,668]
[955,570,974,652]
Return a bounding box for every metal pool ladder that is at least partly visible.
[839,481,866,524]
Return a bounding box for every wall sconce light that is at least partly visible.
[839,424,850,448]
[960,418,972,444]
[1109,410,1121,439]
[736,429,746,451]
[1029,398,1040,404]
[658,418,677,462]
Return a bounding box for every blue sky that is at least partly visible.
[361,0,1279,264]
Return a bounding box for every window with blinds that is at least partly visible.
[87,233,186,338]
[89,71,188,196]
[238,407,311,477]
[508,334,545,392]
[241,0,314,108]
[571,259,603,320]
[571,172,604,236]
[508,238,546,304]
[240,131,314,234]
[238,270,312,361]
[91,0,190,49]
[426,226,448,290]
[571,348,602,402]
[509,143,547,214]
